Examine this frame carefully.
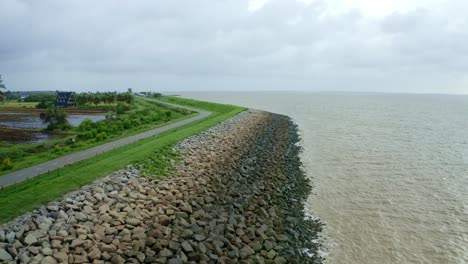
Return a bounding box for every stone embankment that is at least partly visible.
[0,110,321,263]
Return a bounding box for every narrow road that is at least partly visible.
[0,99,211,189]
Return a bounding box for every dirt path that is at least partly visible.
[0,100,211,189]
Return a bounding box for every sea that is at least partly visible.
[180,92,468,264]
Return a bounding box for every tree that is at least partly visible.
[41,107,71,130]
[0,75,6,102]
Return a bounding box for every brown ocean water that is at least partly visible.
[181,92,468,264]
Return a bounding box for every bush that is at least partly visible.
[78,119,95,132]
[95,132,108,142]
[116,103,130,114]
[122,119,132,129]
[1,157,13,170]
[35,99,52,109]
[42,107,70,131]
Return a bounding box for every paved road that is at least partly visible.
[0,99,211,189]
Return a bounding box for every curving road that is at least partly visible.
[0,99,211,189]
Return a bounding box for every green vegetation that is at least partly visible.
[0,97,193,175]
[1,157,13,170]
[0,100,37,108]
[23,93,55,103]
[42,107,71,130]
[74,91,134,106]
[0,75,5,102]
[0,96,245,223]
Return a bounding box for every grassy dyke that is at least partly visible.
[0,96,246,223]
[0,98,193,176]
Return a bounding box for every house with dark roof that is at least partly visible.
[54,91,77,107]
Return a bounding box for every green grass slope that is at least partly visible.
[0,96,245,223]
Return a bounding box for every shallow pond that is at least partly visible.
[0,112,105,129]
[0,113,105,144]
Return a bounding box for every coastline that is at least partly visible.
[0,109,321,263]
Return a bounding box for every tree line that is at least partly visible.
[74,91,134,106]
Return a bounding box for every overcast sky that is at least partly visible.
[1,0,467,94]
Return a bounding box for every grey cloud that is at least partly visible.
[0,0,467,93]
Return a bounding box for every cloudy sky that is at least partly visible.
[1,0,467,94]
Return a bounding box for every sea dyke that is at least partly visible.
[0,110,321,263]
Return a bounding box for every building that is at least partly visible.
[54,91,77,107]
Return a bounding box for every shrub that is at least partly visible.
[42,107,70,131]
[35,99,52,109]
[122,119,132,129]
[1,157,13,170]
[95,132,108,142]
[116,103,130,114]
[78,119,95,132]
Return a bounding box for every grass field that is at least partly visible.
[0,96,246,223]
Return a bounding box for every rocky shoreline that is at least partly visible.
[0,110,321,263]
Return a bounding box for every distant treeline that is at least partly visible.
[4,91,55,101]
[74,92,134,106]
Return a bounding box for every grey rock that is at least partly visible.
[53,252,68,263]
[136,252,145,262]
[6,232,15,243]
[168,257,182,264]
[240,245,255,259]
[0,248,13,261]
[168,241,180,251]
[264,240,273,251]
[42,247,53,256]
[267,250,277,259]
[193,234,206,242]
[198,242,207,254]
[88,247,102,260]
[126,218,141,226]
[274,256,287,264]
[74,212,87,221]
[19,253,31,263]
[180,203,192,214]
[38,223,50,231]
[159,248,173,257]
[181,241,194,252]
[47,205,59,212]
[227,248,239,259]
[24,233,38,245]
[41,256,58,264]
